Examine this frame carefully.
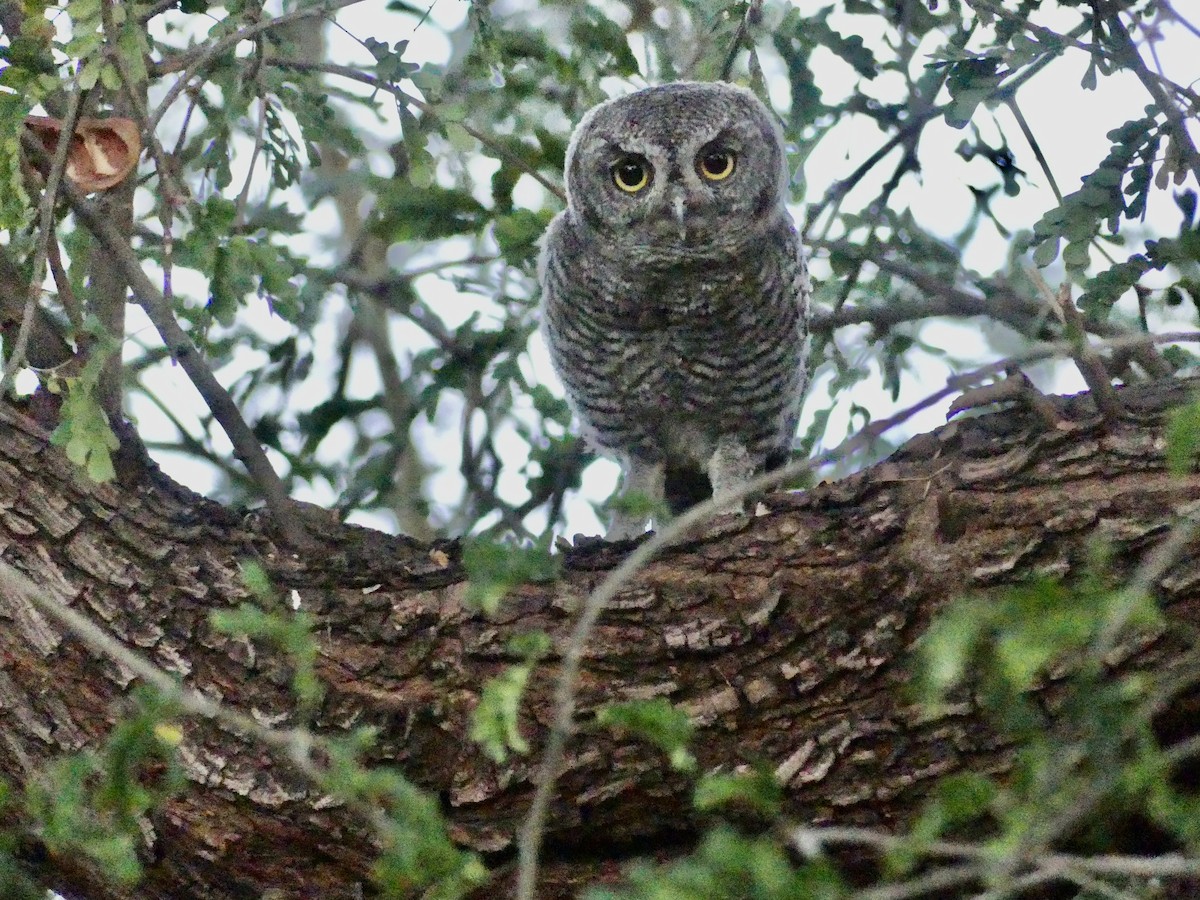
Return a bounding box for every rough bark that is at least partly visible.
[1,378,1199,898]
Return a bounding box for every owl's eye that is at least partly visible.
[698,148,736,181]
[611,155,651,193]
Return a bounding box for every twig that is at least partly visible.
[1160,0,1200,40]
[792,824,1200,880]
[514,327,1200,898]
[234,96,269,230]
[6,549,480,893]
[1057,868,1143,900]
[101,0,188,312]
[805,17,1089,242]
[718,0,762,82]
[147,0,368,136]
[138,0,185,24]
[259,56,567,202]
[0,561,304,757]
[1004,97,1062,204]
[46,238,82,336]
[967,0,1102,55]
[1103,4,1200,186]
[805,111,937,240]
[0,81,84,394]
[0,559,431,866]
[21,131,312,550]
[1036,275,1125,421]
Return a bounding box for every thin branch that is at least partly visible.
[1057,868,1143,900]
[21,132,312,550]
[804,18,1090,242]
[1103,5,1200,185]
[0,561,303,756]
[101,0,188,314]
[234,96,269,230]
[856,865,983,900]
[792,824,1200,880]
[1159,0,1200,40]
[1,80,84,394]
[808,240,1137,349]
[0,560,431,873]
[46,237,82,336]
[138,0,185,24]
[1004,97,1062,204]
[718,0,762,82]
[147,0,368,136]
[1034,273,1125,420]
[259,56,567,202]
[967,0,1101,55]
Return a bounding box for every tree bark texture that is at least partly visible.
[1,379,1199,898]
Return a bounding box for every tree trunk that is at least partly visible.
[1,378,1198,899]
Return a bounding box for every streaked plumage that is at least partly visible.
[539,81,811,539]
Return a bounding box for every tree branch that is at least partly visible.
[3,372,1200,897]
[20,132,311,549]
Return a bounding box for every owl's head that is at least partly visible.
[563,81,790,264]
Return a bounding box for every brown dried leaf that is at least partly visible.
[24,115,142,192]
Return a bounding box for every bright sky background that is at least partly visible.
[91,0,1199,539]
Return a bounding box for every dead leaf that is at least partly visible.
[24,115,142,192]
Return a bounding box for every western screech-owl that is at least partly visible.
[539,81,812,539]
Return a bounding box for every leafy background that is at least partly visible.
[4,0,1194,543]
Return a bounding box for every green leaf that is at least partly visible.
[24,689,184,886]
[462,535,559,614]
[694,769,781,816]
[49,356,121,484]
[913,599,985,704]
[1061,240,1091,271]
[211,602,325,715]
[1031,236,1059,267]
[599,698,695,772]
[470,662,532,763]
[943,57,1003,129]
[569,7,639,77]
[469,632,549,763]
[901,773,999,874]
[0,92,34,228]
[374,182,488,242]
[493,209,553,264]
[320,731,486,897]
[1167,399,1200,475]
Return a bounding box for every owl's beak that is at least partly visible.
[671,193,687,240]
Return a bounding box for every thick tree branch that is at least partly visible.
[2,375,1200,897]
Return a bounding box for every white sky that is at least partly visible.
[96,1,1200,538]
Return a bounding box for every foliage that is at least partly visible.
[211,561,325,717]
[598,697,696,772]
[321,729,488,898]
[470,630,552,763]
[1,0,1199,896]
[22,689,185,886]
[462,533,560,612]
[587,827,846,900]
[48,342,120,482]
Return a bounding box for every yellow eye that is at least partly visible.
[698,148,736,181]
[612,155,651,193]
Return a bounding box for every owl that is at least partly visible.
[539,81,812,540]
